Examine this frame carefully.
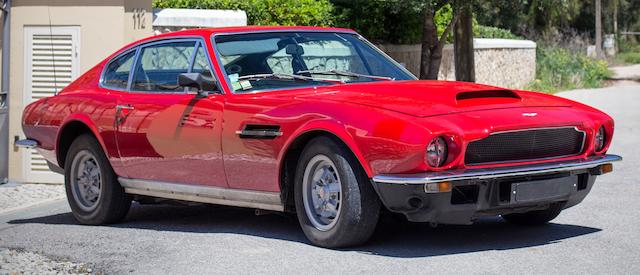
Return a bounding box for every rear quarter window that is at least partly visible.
[102,50,136,89]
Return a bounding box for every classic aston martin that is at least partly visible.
[18,26,621,248]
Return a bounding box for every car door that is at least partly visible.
[115,39,227,187]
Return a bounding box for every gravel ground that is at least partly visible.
[0,184,65,214]
[609,64,640,80]
[0,248,91,275]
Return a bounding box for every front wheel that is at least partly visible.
[294,137,380,248]
[64,134,131,225]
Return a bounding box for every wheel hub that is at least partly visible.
[70,150,102,212]
[303,155,342,231]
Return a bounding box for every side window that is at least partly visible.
[102,50,136,89]
[131,41,196,92]
[191,44,213,77]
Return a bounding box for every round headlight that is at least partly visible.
[427,137,448,167]
[595,126,606,152]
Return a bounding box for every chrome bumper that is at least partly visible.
[14,138,38,149]
[372,154,622,184]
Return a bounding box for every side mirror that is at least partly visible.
[178,73,218,97]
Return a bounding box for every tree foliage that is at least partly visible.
[474,0,640,39]
[331,0,425,44]
[332,0,520,44]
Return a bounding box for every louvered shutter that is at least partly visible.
[22,26,80,183]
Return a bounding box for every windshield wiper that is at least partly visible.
[296,70,395,81]
[237,73,345,84]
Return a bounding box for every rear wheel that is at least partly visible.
[294,137,380,248]
[64,134,131,225]
[502,203,564,225]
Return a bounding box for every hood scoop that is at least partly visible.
[456,90,521,101]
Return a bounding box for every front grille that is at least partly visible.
[465,127,585,165]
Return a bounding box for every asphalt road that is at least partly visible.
[1,84,639,274]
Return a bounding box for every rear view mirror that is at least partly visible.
[178,73,218,96]
[285,44,305,56]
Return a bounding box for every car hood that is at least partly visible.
[294,80,573,117]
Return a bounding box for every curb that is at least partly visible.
[606,77,640,81]
[0,196,66,217]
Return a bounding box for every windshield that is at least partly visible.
[213,32,415,93]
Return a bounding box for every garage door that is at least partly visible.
[22,26,80,183]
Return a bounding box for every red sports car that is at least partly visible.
[18,26,621,248]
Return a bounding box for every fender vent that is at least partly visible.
[456,90,520,101]
[235,125,283,139]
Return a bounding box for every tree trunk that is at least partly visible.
[613,0,619,53]
[454,2,475,82]
[420,8,438,79]
[595,0,604,59]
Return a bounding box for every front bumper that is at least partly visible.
[371,155,622,224]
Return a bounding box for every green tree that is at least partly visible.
[419,1,462,79]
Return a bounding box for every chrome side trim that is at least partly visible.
[373,154,622,184]
[14,139,38,149]
[118,178,284,211]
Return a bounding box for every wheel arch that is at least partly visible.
[56,116,108,169]
[278,127,371,212]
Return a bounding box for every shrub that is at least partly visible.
[474,25,523,40]
[616,41,640,65]
[527,47,611,93]
[153,0,335,26]
[616,52,640,65]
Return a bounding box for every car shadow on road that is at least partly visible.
[8,203,601,258]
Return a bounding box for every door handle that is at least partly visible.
[115,104,134,126]
[116,104,135,111]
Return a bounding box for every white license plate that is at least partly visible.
[511,175,575,203]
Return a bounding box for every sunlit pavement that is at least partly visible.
[0,85,638,274]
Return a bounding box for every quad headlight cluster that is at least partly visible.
[426,136,448,167]
[595,126,606,152]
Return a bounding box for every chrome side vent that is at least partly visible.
[235,124,283,139]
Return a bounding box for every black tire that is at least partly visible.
[294,137,381,248]
[502,203,564,225]
[64,134,131,225]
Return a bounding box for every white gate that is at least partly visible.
[22,26,80,183]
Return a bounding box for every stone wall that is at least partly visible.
[378,39,537,89]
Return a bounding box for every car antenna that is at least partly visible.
[47,6,59,96]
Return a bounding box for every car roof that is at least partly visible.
[136,26,356,46]
[107,26,358,62]
[166,25,356,36]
